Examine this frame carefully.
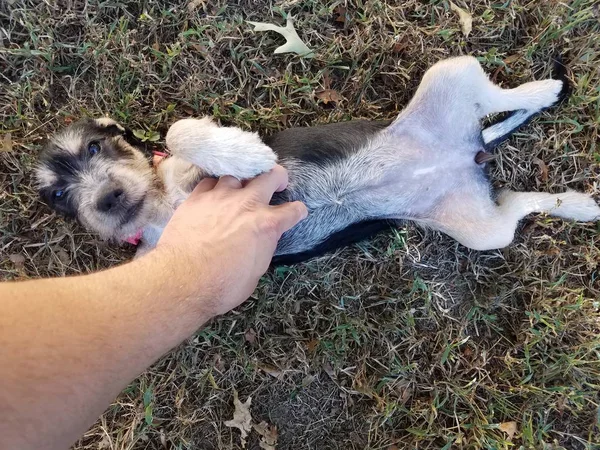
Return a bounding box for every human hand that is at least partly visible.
[152,165,307,317]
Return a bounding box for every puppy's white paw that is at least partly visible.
[166,118,277,179]
[520,79,564,111]
[552,190,600,222]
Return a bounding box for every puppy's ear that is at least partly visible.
[94,117,145,148]
[94,117,126,135]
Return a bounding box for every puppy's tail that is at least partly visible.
[482,57,570,150]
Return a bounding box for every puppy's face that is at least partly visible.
[36,118,160,241]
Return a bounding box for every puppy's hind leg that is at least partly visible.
[425,189,600,251]
[166,117,277,179]
[393,56,566,137]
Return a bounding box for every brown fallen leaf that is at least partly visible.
[498,421,517,441]
[257,363,283,379]
[54,247,70,265]
[0,133,12,153]
[224,391,253,448]
[322,360,336,379]
[254,421,278,450]
[334,5,348,24]
[98,434,111,449]
[315,89,343,105]
[9,253,26,270]
[190,42,208,57]
[306,339,319,353]
[543,247,561,257]
[533,157,549,183]
[450,1,473,37]
[503,54,520,65]
[187,0,206,12]
[392,40,409,54]
[244,328,257,345]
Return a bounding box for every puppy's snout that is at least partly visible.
[97,188,125,213]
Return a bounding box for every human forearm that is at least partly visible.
[0,166,306,450]
[0,249,215,450]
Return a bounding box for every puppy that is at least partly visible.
[36,57,600,263]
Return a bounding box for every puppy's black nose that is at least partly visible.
[97,188,124,212]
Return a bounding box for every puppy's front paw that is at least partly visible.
[229,138,277,178]
[166,118,277,179]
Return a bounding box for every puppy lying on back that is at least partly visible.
[36,57,600,264]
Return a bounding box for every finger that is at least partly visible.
[189,177,218,198]
[215,175,242,191]
[245,165,289,203]
[268,201,308,235]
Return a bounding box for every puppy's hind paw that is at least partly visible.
[553,190,600,222]
[522,79,565,112]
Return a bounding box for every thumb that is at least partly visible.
[269,201,308,235]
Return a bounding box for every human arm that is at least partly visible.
[0,165,307,450]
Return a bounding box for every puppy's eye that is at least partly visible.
[88,141,101,155]
[53,189,65,200]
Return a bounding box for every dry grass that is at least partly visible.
[2,0,600,449]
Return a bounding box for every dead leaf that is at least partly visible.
[322,360,335,379]
[463,346,473,358]
[0,133,12,152]
[212,353,225,372]
[533,157,549,182]
[503,54,520,65]
[392,40,409,54]
[98,434,111,449]
[306,339,319,353]
[315,89,343,105]
[224,391,253,448]
[257,363,283,379]
[334,5,348,24]
[301,374,315,387]
[55,247,70,265]
[498,421,517,441]
[542,247,561,257]
[247,15,314,58]
[152,42,160,51]
[245,328,257,345]
[190,42,208,57]
[254,421,278,450]
[9,253,25,270]
[450,1,473,37]
[187,0,205,12]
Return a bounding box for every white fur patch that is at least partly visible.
[34,165,57,188]
[53,130,83,155]
[413,166,437,177]
[95,117,125,132]
[166,117,277,179]
[482,109,532,144]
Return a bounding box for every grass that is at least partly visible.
[1,0,600,448]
